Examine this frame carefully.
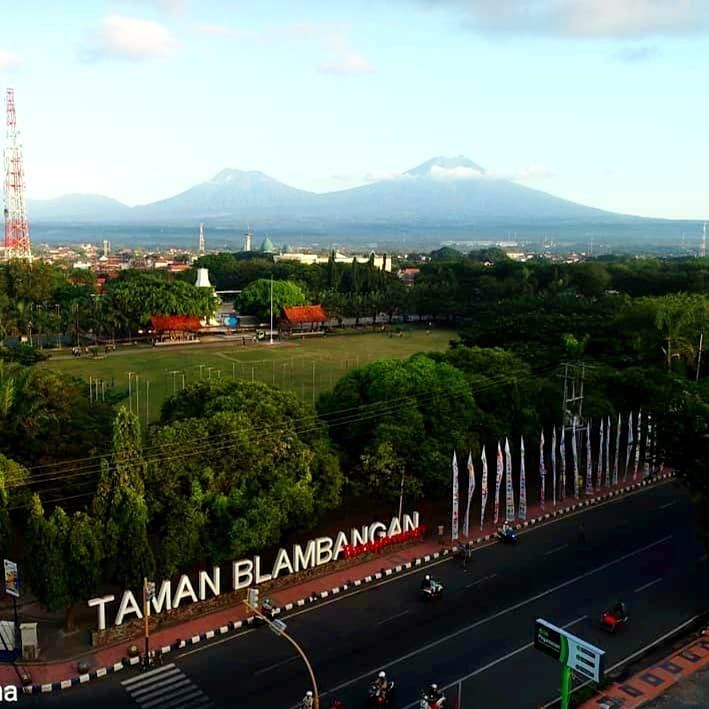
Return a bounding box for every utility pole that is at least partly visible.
[143,579,155,669]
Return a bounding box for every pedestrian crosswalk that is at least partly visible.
[121,663,212,709]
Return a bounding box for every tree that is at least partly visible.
[318,354,477,496]
[24,496,103,631]
[235,279,307,322]
[0,454,28,559]
[357,441,422,502]
[149,381,342,573]
[92,408,154,587]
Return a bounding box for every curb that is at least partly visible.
[21,471,676,695]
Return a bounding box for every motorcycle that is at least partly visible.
[421,579,444,600]
[601,606,629,633]
[497,527,519,544]
[419,690,447,708]
[368,681,395,706]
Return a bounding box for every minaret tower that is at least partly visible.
[3,89,31,261]
[198,223,205,255]
[701,222,707,258]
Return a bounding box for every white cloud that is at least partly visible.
[0,49,19,70]
[115,0,188,16]
[81,15,177,62]
[319,53,374,75]
[615,45,659,62]
[193,22,251,39]
[417,0,708,38]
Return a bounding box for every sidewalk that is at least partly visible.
[0,472,673,693]
[580,631,709,708]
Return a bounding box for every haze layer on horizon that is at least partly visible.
[2,0,708,220]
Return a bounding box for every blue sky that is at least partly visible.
[1,0,708,219]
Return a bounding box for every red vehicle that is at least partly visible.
[601,602,629,633]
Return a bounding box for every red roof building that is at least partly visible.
[281,305,328,333]
[150,315,202,333]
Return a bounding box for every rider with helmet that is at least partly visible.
[375,671,389,692]
[421,574,432,591]
[426,683,444,706]
[302,690,314,709]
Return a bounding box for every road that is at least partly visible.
[25,481,707,709]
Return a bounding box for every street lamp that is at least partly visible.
[243,598,319,709]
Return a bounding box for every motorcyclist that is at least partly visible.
[374,671,389,693]
[261,597,274,618]
[301,690,314,709]
[421,574,433,591]
[501,522,512,537]
[425,683,444,706]
[612,600,626,619]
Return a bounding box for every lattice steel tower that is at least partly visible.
[3,89,31,261]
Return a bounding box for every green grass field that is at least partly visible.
[46,328,456,423]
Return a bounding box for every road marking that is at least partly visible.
[659,501,678,510]
[121,663,212,708]
[634,577,663,593]
[180,481,674,661]
[376,610,410,625]
[318,536,672,700]
[540,614,702,708]
[254,655,298,676]
[466,574,497,589]
[545,544,569,556]
[399,616,588,709]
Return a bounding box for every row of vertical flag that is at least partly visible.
[450,410,660,541]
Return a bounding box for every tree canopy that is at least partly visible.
[235,279,307,322]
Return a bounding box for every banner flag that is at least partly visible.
[605,416,611,489]
[505,437,515,522]
[464,452,475,538]
[625,412,634,482]
[572,424,579,498]
[539,430,546,512]
[551,426,557,507]
[613,413,621,486]
[585,422,593,496]
[519,436,527,520]
[494,441,503,524]
[3,559,19,598]
[559,427,566,501]
[643,414,651,479]
[597,419,605,490]
[452,451,460,541]
[634,409,642,480]
[480,446,489,531]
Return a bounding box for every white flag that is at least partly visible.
[598,419,605,490]
[634,409,642,480]
[572,424,580,498]
[551,426,557,507]
[625,412,634,482]
[559,428,566,501]
[452,451,460,541]
[540,430,546,513]
[519,436,527,520]
[605,416,611,489]
[494,442,503,524]
[613,413,621,486]
[480,446,489,531]
[464,452,475,538]
[585,422,593,496]
[505,437,515,522]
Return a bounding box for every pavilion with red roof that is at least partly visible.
[150,315,202,345]
[280,305,328,335]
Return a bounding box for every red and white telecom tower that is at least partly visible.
[3,88,32,261]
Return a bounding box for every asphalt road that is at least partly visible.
[23,481,707,709]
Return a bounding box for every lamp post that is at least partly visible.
[243,599,319,709]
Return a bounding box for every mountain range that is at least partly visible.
[28,156,636,228]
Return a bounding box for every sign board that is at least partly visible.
[270,619,287,635]
[3,559,19,598]
[534,618,605,683]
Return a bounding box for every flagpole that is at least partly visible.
[269,274,274,345]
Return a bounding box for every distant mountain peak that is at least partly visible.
[406,155,486,177]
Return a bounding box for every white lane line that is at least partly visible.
[399,616,587,709]
[659,501,678,510]
[539,614,702,708]
[466,574,497,589]
[634,577,663,593]
[376,610,410,626]
[545,544,569,556]
[181,482,674,661]
[132,676,192,700]
[254,655,298,676]
[122,664,177,686]
[320,536,672,699]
